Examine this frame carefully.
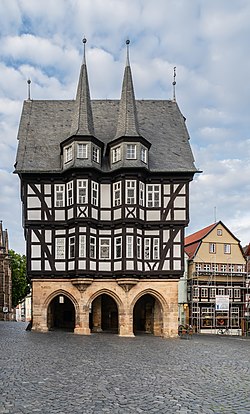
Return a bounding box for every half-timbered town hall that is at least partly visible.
[15,40,197,337]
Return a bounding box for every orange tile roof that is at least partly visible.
[185,222,217,246]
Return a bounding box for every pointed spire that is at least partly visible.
[70,37,95,137]
[114,39,141,139]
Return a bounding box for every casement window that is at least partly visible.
[115,237,122,259]
[217,229,222,236]
[212,264,218,272]
[67,181,73,206]
[91,181,99,206]
[153,238,160,260]
[146,184,160,207]
[201,288,208,298]
[139,182,144,206]
[141,147,147,163]
[100,238,110,259]
[234,288,241,299]
[203,264,211,271]
[126,144,136,159]
[221,264,227,272]
[113,182,121,206]
[126,181,136,204]
[224,244,231,254]
[112,146,121,163]
[90,236,96,259]
[126,236,133,258]
[55,185,65,207]
[77,180,88,204]
[195,263,202,271]
[55,238,65,259]
[236,265,243,272]
[77,143,88,159]
[231,307,239,326]
[92,146,100,163]
[228,264,234,272]
[64,145,73,163]
[137,237,142,259]
[209,243,216,254]
[69,236,75,259]
[193,287,199,298]
[218,288,225,296]
[210,288,216,298]
[226,288,233,298]
[144,238,150,260]
[79,235,86,258]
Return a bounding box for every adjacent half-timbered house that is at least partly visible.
[15,41,197,337]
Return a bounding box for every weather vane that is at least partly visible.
[27,79,31,101]
[172,66,176,101]
[126,39,130,66]
[82,36,87,64]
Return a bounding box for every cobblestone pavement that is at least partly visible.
[0,322,250,414]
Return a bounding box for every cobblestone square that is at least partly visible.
[0,322,249,413]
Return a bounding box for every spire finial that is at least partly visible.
[27,79,31,100]
[82,37,87,64]
[126,39,130,66]
[172,66,176,101]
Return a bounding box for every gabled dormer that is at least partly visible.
[61,38,104,171]
[107,40,151,170]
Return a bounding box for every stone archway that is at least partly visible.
[133,293,163,336]
[90,294,119,334]
[47,294,76,331]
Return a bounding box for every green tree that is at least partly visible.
[9,249,30,307]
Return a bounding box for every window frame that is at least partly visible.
[99,238,111,260]
[69,236,75,259]
[126,235,133,258]
[141,147,147,163]
[77,143,88,159]
[55,238,65,260]
[89,236,96,259]
[77,180,88,204]
[92,146,100,163]
[209,243,216,254]
[126,180,136,204]
[146,184,160,208]
[64,145,73,163]
[115,236,122,259]
[55,185,65,208]
[126,144,136,160]
[112,146,121,163]
[91,181,99,206]
[79,235,86,258]
[113,182,121,206]
[224,244,231,254]
[67,181,73,206]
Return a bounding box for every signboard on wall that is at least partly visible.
[215,295,229,311]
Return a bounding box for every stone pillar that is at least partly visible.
[119,310,134,337]
[74,305,91,335]
[92,296,102,332]
[153,300,163,337]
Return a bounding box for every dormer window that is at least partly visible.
[64,145,73,163]
[126,144,136,159]
[112,146,121,163]
[141,147,147,163]
[77,143,88,159]
[92,146,100,163]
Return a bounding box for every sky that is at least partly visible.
[0,0,250,254]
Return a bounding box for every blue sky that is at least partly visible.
[0,0,250,254]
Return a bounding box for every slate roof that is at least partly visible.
[15,97,197,174]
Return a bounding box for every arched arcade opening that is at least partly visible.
[47,294,76,331]
[90,294,119,334]
[133,293,163,336]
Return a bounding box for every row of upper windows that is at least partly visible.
[64,143,148,165]
[193,286,241,299]
[54,181,161,208]
[195,263,245,273]
[55,235,160,261]
[209,243,232,254]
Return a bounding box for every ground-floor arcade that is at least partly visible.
[31,278,179,338]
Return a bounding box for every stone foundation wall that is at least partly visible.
[31,278,179,338]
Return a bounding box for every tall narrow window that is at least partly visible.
[113,182,121,206]
[126,236,133,258]
[139,182,144,206]
[144,238,151,259]
[141,147,147,163]
[147,184,160,207]
[90,236,96,259]
[153,238,160,260]
[126,144,136,159]
[77,180,88,204]
[69,236,75,259]
[137,237,142,259]
[91,182,99,206]
[79,235,86,258]
[112,146,121,163]
[115,237,122,259]
[77,143,88,159]
[224,244,231,254]
[67,181,73,206]
[55,238,65,259]
[100,238,110,259]
[55,185,65,207]
[209,243,216,254]
[64,145,73,163]
[92,146,100,163]
[126,181,136,204]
